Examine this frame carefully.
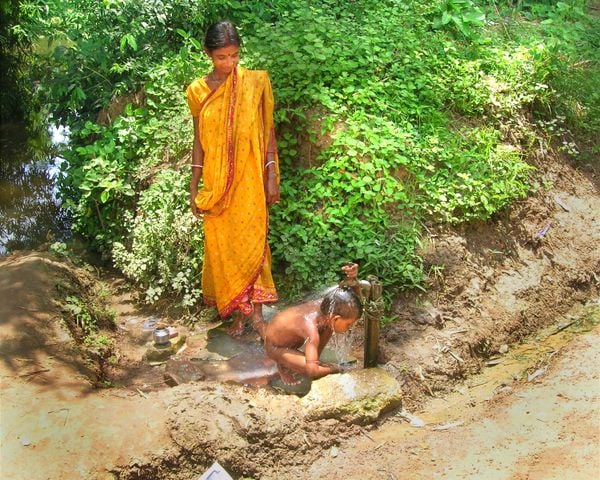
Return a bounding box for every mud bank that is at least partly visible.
[381,155,599,407]
[1,152,598,479]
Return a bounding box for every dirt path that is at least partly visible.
[306,324,600,480]
[0,253,172,480]
[0,252,598,480]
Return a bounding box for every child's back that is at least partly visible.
[264,300,321,350]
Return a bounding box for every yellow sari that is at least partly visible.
[186,66,279,318]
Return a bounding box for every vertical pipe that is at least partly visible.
[364,277,382,368]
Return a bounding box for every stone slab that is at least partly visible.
[300,368,402,424]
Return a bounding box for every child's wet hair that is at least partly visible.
[320,286,363,319]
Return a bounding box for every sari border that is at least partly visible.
[197,88,217,118]
[216,220,278,320]
[217,245,269,319]
[209,66,238,210]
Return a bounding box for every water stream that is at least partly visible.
[0,122,71,255]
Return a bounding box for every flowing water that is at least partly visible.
[0,122,71,255]
[331,330,356,369]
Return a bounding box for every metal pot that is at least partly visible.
[153,328,170,346]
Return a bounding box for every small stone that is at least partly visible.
[398,408,426,428]
[499,344,509,354]
[528,368,546,382]
[410,416,426,428]
[330,446,339,458]
[143,335,186,363]
[20,437,31,446]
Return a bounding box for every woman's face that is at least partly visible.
[207,44,240,77]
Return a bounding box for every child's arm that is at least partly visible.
[305,333,340,378]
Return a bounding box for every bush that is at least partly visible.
[112,170,204,306]
[26,0,600,305]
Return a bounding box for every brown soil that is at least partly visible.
[1,153,599,479]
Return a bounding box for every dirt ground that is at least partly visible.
[0,152,599,479]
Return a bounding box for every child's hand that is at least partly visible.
[320,362,342,374]
[341,262,358,279]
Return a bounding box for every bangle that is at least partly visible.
[264,160,275,170]
[191,164,203,168]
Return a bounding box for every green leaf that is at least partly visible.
[190,38,202,50]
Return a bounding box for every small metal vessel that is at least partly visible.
[153,328,171,346]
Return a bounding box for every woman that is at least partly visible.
[186,21,280,336]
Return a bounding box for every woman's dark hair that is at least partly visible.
[320,287,363,319]
[203,21,241,52]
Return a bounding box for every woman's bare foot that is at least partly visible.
[277,365,300,385]
[227,311,246,337]
[249,305,265,339]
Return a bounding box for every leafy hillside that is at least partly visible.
[22,0,599,309]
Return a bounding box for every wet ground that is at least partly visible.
[1,251,596,479]
[307,311,600,480]
[110,304,358,395]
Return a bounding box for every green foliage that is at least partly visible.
[63,292,115,363]
[58,118,137,251]
[432,0,486,39]
[59,281,116,340]
[112,170,204,306]
[27,0,228,126]
[415,129,534,223]
[24,0,600,306]
[63,294,96,333]
[0,0,41,122]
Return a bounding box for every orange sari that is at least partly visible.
[186,66,278,318]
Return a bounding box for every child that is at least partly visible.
[263,265,363,385]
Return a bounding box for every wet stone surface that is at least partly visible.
[300,368,403,424]
[143,336,186,363]
[164,355,279,386]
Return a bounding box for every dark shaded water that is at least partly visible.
[0,122,71,255]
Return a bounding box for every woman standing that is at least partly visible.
[186,21,280,336]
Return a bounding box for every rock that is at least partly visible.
[300,368,402,424]
[143,336,186,363]
[164,359,206,386]
[164,354,278,387]
[528,368,546,382]
[398,409,426,428]
[186,334,208,349]
[270,376,312,396]
[499,344,509,354]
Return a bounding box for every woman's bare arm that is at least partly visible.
[190,116,204,217]
[264,126,280,205]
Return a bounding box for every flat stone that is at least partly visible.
[164,354,278,387]
[143,336,186,362]
[270,376,312,396]
[300,368,402,424]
